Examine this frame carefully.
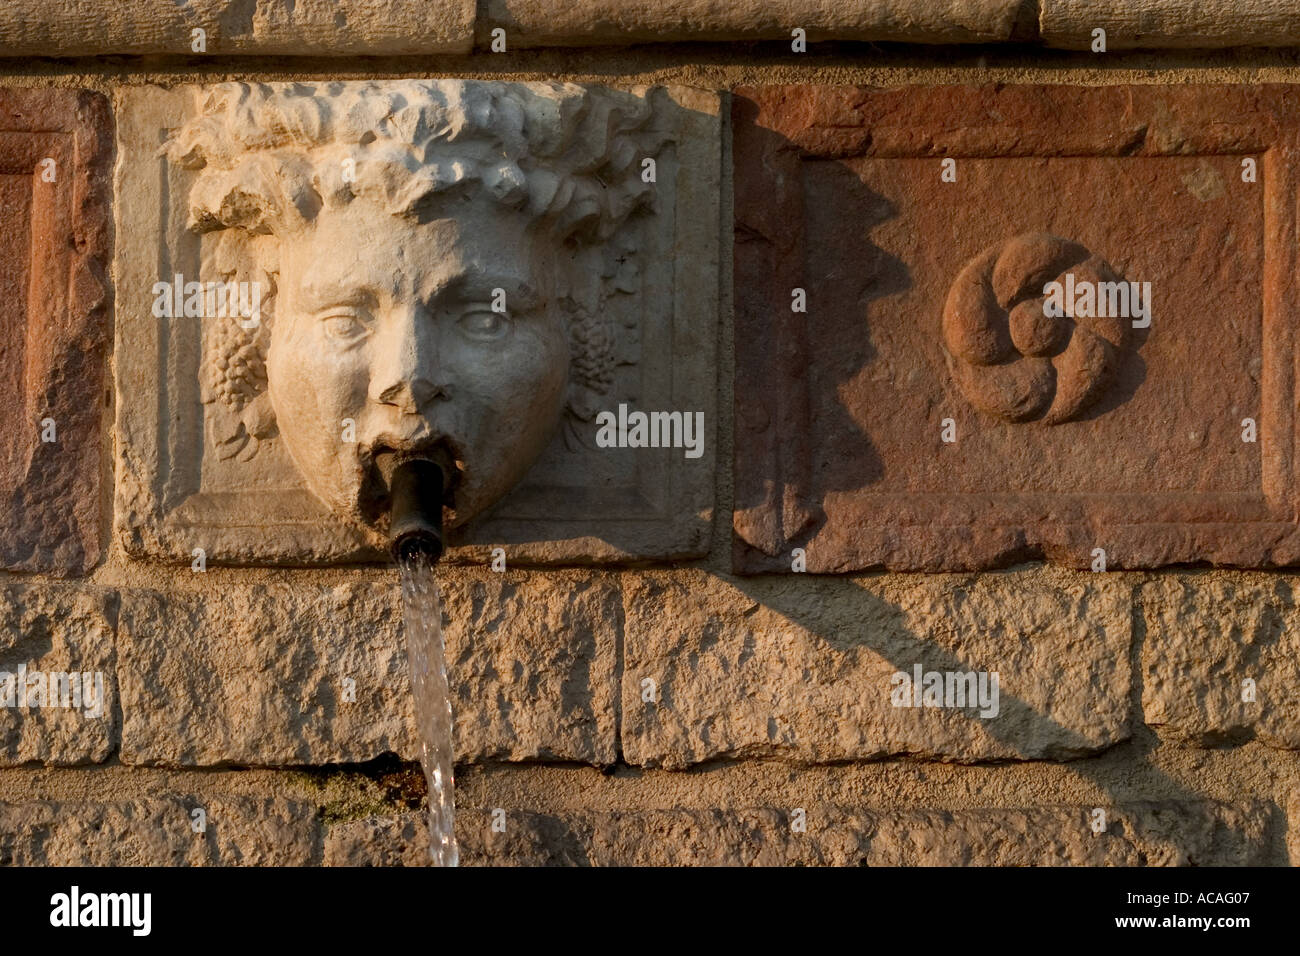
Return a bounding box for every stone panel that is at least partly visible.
[733,84,1300,572]
[621,570,1132,769]
[116,573,620,767]
[0,89,111,574]
[114,83,718,567]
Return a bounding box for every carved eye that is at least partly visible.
[458,309,509,341]
[321,311,370,343]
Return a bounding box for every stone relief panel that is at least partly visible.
[733,84,1300,572]
[115,82,718,565]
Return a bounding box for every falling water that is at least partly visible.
[398,550,459,867]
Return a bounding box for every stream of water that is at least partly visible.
[398,550,459,867]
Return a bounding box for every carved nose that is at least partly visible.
[374,375,444,413]
[369,308,447,413]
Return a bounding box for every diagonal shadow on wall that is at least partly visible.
[721,571,1283,865]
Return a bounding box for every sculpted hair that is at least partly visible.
[165,80,660,241]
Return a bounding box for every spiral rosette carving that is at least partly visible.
[942,233,1132,425]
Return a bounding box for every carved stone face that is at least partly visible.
[265,195,571,528]
[168,80,663,551]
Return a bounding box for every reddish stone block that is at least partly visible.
[0,90,111,573]
[734,85,1300,571]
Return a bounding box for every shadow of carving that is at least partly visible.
[732,102,908,565]
[1075,319,1149,423]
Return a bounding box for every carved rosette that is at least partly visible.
[942,233,1131,425]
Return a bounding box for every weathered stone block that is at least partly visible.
[1042,1,1300,50]
[331,801,1275,866]
[203,795,320,865]
[0,1,475,56]
[116,572,620,766]
[733,84,1300,572]
[0,796,318,865]
[0,581,116,766]
[848,801,1274,867]
[325,812,429,867]
[114,83,718,567]
[0,89,111,574]
[480,0,1030,47]
[622,570,1132,768]
[1289,790,1300,866]
[1142,575,1300,748]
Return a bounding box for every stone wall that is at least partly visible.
[2,2,1300,866]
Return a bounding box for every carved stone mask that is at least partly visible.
[165,80,663,544]
[269,192,570,525]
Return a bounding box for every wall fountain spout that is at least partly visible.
[380,452,454,565]
[379,448,460,865]
[157,80,673,867]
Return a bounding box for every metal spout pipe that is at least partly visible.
[382,455,449,564]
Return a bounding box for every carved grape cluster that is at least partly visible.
[206,311,268,412]
[942,233,1131,425]
[568,309,615,413]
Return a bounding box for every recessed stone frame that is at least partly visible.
[115,84,719,567]
[0,89,112,574]
[733,84,1300,572]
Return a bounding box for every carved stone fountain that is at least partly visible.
[162,80,667,548]
[149,79,683,863]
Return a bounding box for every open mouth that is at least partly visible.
[362,436,466,521]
